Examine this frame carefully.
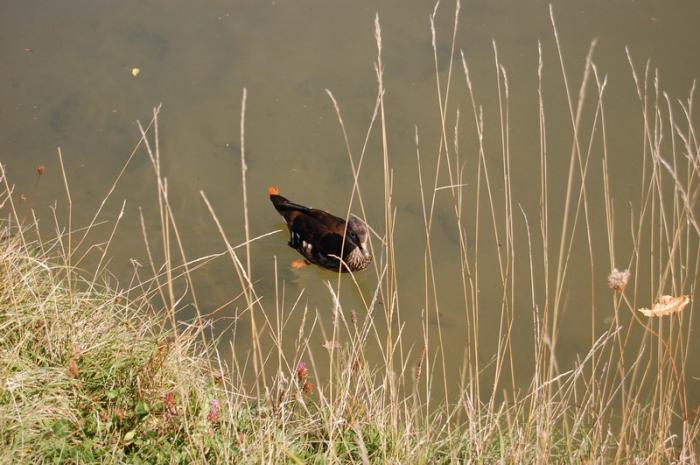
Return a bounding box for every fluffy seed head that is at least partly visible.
[607,268,630,293]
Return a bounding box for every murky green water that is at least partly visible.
[2,0,699,405]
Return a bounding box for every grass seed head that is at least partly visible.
[607,268,630,293]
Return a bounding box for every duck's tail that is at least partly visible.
[268,186,311,214]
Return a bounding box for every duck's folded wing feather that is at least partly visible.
[288,214,347,266]
[318,232,344,258]
[271,194,345,229]
[301,209,346,231]
[288,215,329,249]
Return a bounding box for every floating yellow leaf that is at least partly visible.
[131,67,141,77]
[638,295,691,317]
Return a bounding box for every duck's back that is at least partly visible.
[269,190,348,270]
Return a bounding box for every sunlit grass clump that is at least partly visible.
[0,233,231,463]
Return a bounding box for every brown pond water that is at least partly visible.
[2,0,699,406]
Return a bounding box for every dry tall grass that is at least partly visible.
[1,3,698,464]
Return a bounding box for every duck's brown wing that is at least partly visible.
[270,194,345,227]
[287,213,346,269]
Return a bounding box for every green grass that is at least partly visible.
[0,235,226,463]
[2,3,700,464]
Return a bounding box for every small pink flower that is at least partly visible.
[207,399,220,423]
[297,362,309,382]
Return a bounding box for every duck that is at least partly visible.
[268,186,372,272]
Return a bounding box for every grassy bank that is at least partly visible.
[2,4,700,464]
[0,228,695,462]
[0,223,697,462]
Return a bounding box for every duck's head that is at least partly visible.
[345,216,372,265]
